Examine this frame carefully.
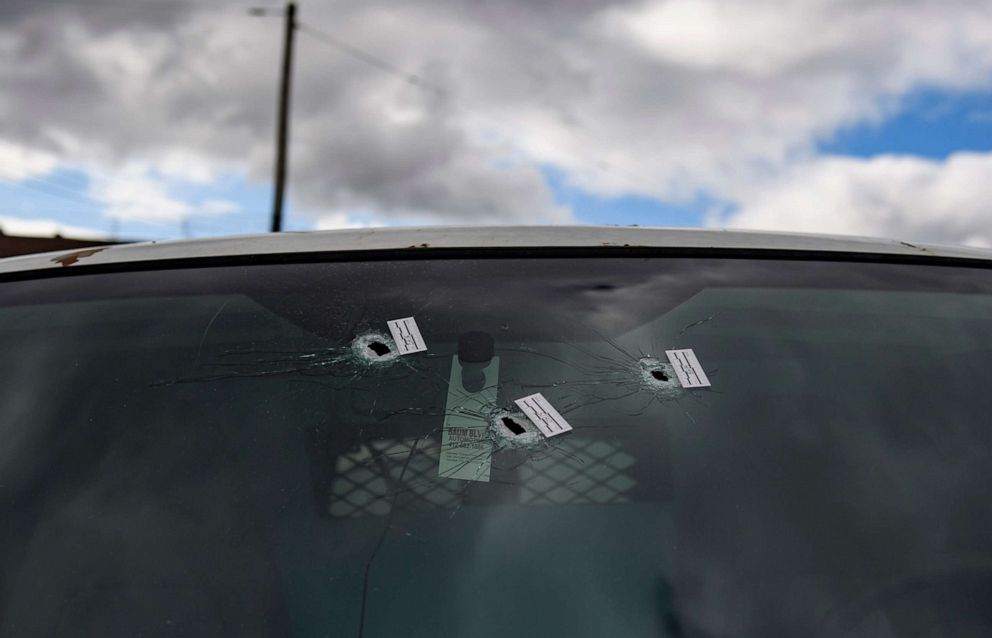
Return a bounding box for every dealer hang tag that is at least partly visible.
[438,356,499,482]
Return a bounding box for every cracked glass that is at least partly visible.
[2,256,992,637]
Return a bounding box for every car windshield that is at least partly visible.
[2,254,992,637]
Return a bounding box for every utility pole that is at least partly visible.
[258,2,297,233]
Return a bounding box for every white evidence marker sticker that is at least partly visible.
[386,317,427,355]
[514,393,573,438]
[665,348,711,388]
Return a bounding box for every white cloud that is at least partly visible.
[314,212,372,230]
[88,167,191,222]
[157,150,222,185]
[531,0,992,200]
[0,140,59,181]
[717,151,992,248]
[2,0,992,239]
[0,215,107,240]
[197,199,239,215]
[602,0,843,76]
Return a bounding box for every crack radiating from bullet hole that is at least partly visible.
[156,329,413,387]
[159,315,714,494]
[504,332,703,417]
[351,331,401,365]
[162,310,719,638]
[489,408,546,451]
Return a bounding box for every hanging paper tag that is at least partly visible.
[438,357,499,482]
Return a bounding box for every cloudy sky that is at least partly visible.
[1,0,991,246]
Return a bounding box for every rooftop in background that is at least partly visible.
[0,230,125,260]
[1,226,990,276]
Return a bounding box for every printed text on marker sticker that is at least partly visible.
[387,317,427,355]
[513,393,573,438]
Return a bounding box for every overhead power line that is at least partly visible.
[297,23,445,98]
[296,21,657,192]
[0,171,95,209]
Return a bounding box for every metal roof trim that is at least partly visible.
[1,225,990,275]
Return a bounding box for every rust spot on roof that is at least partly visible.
[900,241,933,254]
[51,247,106,267]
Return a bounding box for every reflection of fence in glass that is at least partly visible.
[328,438,461,518]
[324,436,638,518]
[518,439,636,505]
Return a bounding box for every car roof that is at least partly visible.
[1,225,991,276]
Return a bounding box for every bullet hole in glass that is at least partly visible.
[501,416,526,435]
[367,341,391,357]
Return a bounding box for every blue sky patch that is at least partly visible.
[0,168,276,241]
[542,165,715,228]
[820,88,992,159]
